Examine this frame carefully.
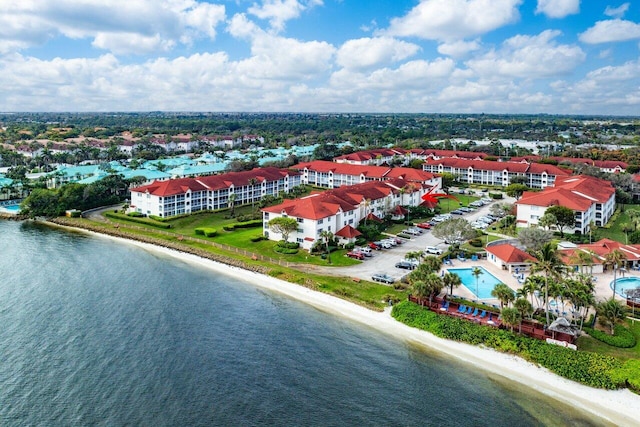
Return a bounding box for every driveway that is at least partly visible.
[315,196,516,284]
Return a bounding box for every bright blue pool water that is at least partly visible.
[447,266,503,299]
[0,204,20,214]
[611,277,640,299]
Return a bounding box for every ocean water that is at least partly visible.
[0,221,608,426]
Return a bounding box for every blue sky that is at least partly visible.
[1,0,640,115]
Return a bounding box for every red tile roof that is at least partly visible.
[335,225,362,238]
[576,238,640,261]
[517,175,614,210]
[130,167,297,197]
[486,244,537,264]
[262,178,423,220]
[132,177,208,197]
[424,158,570,176]
[293,160,437,182]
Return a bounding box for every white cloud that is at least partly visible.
[235,34,335,80]
[382,0,522,41]
[227,13,335,79]
[336,37,419,71]
[247,0,322,33]
[579,19,640,44]
[92,33,176,55]
[0,0,226,55]
[466,30,585,78]
[437,40,480,58]
[552,59,640,113]
[535,0,579,19]
[604,3,629,19]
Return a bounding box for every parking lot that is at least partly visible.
[322,196,515,284]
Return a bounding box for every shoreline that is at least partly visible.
[45,221,640,426]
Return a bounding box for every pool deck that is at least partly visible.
[440,258,634,308]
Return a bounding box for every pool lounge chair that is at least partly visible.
[470,308,479,317]
[479,310,486,319]
[440,301,449,311]
[465,306,473,315]
[458,304,466,313]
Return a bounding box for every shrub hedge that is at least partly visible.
[105,212,171,229]
[195,227,217,237]
[250,235,267,242]
[276,240,299,249]
[583,325,637,348]
[392,301,631,390]
[273,246,299,254]
[222,219,263,231]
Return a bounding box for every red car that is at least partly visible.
[416,222,432,229]
[346,251,365,260]
[368,242,381,250]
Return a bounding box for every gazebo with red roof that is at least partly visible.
[486,243,537,273]
[334,225,362,245]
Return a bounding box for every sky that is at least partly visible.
[1,0,640,115]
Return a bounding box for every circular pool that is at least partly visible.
[610,277,640,298]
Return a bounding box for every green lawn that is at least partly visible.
[576,319,640,361]
[603,205,640,244]
[437,194,481,213]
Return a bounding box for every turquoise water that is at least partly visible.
[0,221,605,426]
[448,266,503,299]
[611,277,640,299]
[0,204,20,213]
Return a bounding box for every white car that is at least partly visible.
[481,197,493,203]
[425,246,443,255]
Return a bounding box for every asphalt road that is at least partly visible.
[319,196,515,284]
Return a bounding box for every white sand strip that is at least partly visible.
[68,227,640,426]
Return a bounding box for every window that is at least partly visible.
[264,213,269,219]
[318,218,323,224]
[297,218,304,223]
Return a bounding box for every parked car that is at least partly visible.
[395,261,416,270]
[451,209,464,215]
[354,247,373,257]
[382,238,397,246]
[481,197,493,203]
[369,242,381,250]
[408,227,423,234]
[425,246,443,255]
[402,228,420,236]
[371,273,395,284]
[416,222,432,229]
[346,251,365,260]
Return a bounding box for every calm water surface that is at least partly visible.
[0,221,608,426]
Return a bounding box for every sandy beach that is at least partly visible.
[64,226,640,426]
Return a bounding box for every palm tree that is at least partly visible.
[518,275,543,308]
[513,298,533,333]
[491,283,515,309]
[228,192,237,216]
[621,222,633,244]
[422,273,445,305]
[405,251,423,265]
[566,274,595,330]
[442,272,462,295]
[422,255,443,273]
[569,249,595,275]
[319,230,334,264]
[500,307,521,333]
[248,177,258,213]
[605,249,627,299]
[471,266,483,298]
[596,298,627,335]
[531,242,566,326]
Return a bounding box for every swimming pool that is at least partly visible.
[611,277,640,299]
[0,204,21,214]
[447,266,504,299]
